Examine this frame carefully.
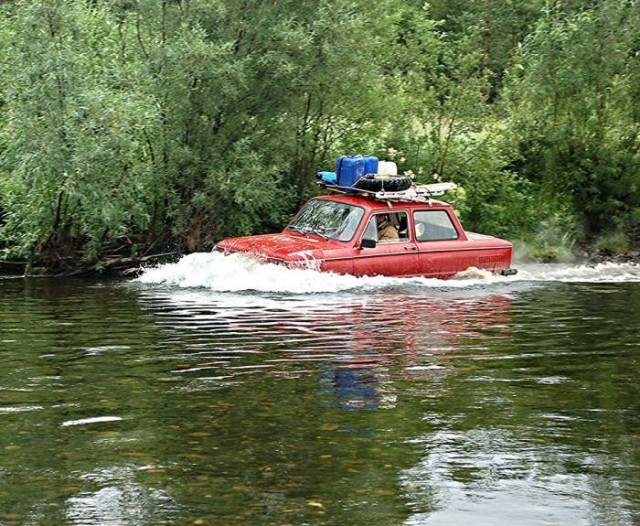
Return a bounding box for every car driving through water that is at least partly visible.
[215,193,516,279]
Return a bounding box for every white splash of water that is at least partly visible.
[136,252,396,293]
[516,261,640,283]
[61,416,123,427]
[135,252,640,294]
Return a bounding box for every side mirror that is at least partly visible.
[360,238,377,249]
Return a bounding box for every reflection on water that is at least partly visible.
[66,466,177,525]
[1,267,640,525]
[403,428,614,525]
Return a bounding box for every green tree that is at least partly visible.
[379,4,539,238]
[0,0,159,265]
[1,0,416,262]
[505,1,640,238]
[1,0,639,270]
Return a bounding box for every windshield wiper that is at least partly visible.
[288,225,309,235]
[311,229,329,240]
[289,225,330,239]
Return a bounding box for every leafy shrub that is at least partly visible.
[594,232,630,257]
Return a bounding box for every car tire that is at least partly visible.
[353,175,412,193]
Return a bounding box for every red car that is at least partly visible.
[215,193,516,279]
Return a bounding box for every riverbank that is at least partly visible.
[0,241,179,278]
[2,242,639,279]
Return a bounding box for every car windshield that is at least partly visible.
[287,199,365,242]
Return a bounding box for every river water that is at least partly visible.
[1,254,640,525]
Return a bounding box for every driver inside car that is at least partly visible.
[376,214,399,242]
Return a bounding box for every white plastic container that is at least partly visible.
[376,161,398,176]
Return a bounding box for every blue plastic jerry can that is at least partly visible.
[336,155,378,191]
[364,155,378,176]
[316,171,337,185]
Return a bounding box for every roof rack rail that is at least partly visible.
[316,181,457,203]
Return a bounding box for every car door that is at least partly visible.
[352,211,420,277]
[413,209,475,278]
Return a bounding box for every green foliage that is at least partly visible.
[2,0,399,257]
[504,1,640,238]
[594,232,630,257]
[0,0,639,268]
[518,215,578,263]
[0,1,160,260]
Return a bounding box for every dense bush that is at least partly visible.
[0,0,638,269]
[504,3,640,239]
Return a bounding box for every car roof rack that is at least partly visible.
[317,181,457,203]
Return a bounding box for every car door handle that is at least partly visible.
[404,245,418,251]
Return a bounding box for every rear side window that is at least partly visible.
[413,210,459,241]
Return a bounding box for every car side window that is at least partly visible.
[413,210,459,241]
[364,212,409,243]
[363,217,377,240]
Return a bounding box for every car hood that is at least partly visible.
[216,232,333,261]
